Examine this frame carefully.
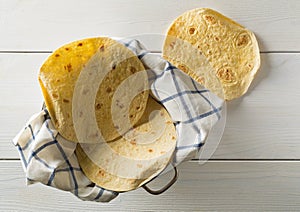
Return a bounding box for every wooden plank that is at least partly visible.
[0,0,300,52]
[1,160,300,211]
[1,53,300,159]
[0,53,45,158]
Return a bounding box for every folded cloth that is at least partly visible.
[13,38,224,202]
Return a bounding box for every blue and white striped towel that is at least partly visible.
[13,38,224,202]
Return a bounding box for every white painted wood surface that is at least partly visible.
[1,0,300,211]
[2,161,300,211]
[0,0,300,52]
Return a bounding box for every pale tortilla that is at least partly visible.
[39,37,149,142]
[76,97,177,191]
[163,8,260,100]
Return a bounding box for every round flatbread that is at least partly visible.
[39,37,149,142]
[76,97,177,192]
[163,8,260,100]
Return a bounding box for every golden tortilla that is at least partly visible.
[163,8,260,100]
[76,97,177,191]
[39,37,149,142]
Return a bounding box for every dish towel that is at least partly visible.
[13,38,224,202]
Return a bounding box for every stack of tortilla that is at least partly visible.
[38,37,177,191]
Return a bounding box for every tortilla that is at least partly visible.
[76,97,177,191]
[163,8,260,100]
[39,37,149,142]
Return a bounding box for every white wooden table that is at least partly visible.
[1,0,300,211]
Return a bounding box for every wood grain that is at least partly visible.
[1,161,300,211]
[2,53,300,159]
[0,0,300,52]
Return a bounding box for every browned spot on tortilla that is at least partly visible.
[98,170,105,177]
[63,99,70,103]
[217,67,236,83]
[130,66,136,74]
[188,27,196,35]
[106,87,112,93]
[170,41,176,49]
[203,14,217,24]
[178,64,188,72]
[95,103,103,110]
[130,140,136,145]
[148,149,153,153]
[172,136,176,140]
[198,76,205,84]
[236,33,250,47]
[52,93,58,98]
[66,64,72,72]
[77,43,83,47]
[247,63,253,69]
[55,54,60,57]
[54,119,60,127]
[65,47,69,51]
[99,45,104,51]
